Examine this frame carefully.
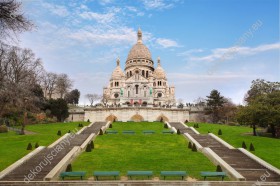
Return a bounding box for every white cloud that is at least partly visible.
[42,3,69,17]
[68,26,136,46]
[190,43,280,62]
[142,0,174,10]
[126,6,138,12]
[178,49,204,56]
[98,0,114,5]
[79,11,115,23]
[156,38,180,48]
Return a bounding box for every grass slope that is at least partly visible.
[72,122,216,180]
[0,121,89,171]
[190,122,280,169]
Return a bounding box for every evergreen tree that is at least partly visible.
[205,89,226,123]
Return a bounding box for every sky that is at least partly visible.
[19,0,279,105]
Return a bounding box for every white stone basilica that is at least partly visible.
[103,29,176,106]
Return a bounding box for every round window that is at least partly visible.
[114,93,119,98]
[158,93,162,97]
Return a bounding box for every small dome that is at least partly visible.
[111,58,125,80]
[154,57,166,79]
[126,28,152,61]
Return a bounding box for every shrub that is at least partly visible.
[78,123,83,127]
[109,124,112,128]
[164,123,168,128]
[188,142,192,149]
[192,143,197,152]
[57,130,62,136]
[66,164,72,172]
[218,129,222,135]
[35,142,39,148]
[27,143,32,150]
[216,165,222,172]
[0,125,8,133]
[87,119,90,122]
[242,141,247,149]
[90,141,94,149]
[99,129,103,135]
[68,130,71,133]
[193,124,196,128]
[177,129,181,135]
[250,143,255,151]
[86,144,92,152]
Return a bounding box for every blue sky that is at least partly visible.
[20,0,279,105]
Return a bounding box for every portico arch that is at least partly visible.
[156,114,169,122]
[106,114,118,122]
[130,114,144,122]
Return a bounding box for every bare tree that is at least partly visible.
[85,94,101,106]
[41,72,58,99]
[0,0,34,43]
[193,97,206,106]
[56,73,72,98]
[0,45,43,126]
[101,93,110,105]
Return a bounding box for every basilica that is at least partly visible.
[103,29,176,107]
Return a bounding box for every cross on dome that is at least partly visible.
[116,58,120,66]
[157,57,161,66]
[137,28,142,43]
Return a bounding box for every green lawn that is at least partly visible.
[189,122,280,169]
[71,122,217,180]
[0,121,89,171]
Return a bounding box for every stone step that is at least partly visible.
[1,122,107,181]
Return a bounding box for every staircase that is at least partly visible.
[169,122,280,181]
[0,122,107,181]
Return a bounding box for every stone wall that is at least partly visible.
[84,107,190,122]
[65,112,84,122]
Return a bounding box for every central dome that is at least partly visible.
[127,43,152,61]
[126,28,152,61]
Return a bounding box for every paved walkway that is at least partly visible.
[169,122,280,181]
[1,122,107,181]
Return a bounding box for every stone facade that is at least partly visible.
[84,107,190,122]
[103,28,175,107]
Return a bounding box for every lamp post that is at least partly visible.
[21,98,28,135]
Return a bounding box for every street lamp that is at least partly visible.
[21,98,28,135]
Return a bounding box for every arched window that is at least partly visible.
[142,70,145,76]
[144,91,146,97]
[153,82,156,86]
[127,72,129,77]
[128,91,130,97]
[130,71,132,76]
[146,71,148,78]
[135,85,139,94]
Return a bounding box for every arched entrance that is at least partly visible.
[142,101,147,107]
[105,114,118,122]
[130,114,144,122]
[156,114,169,122]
